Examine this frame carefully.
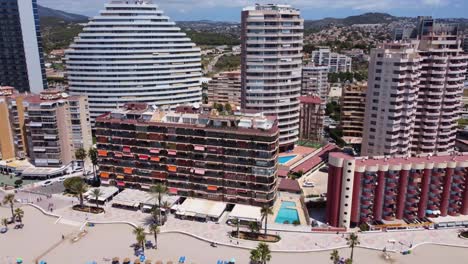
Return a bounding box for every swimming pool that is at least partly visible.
[275,201,299,224]
[278,155,298,165]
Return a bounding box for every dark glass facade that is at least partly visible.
[0,0,47,92]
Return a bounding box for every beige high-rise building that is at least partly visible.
[412,17,467,154]
[361,42,422,156]
[299,96,323,142]
[340,82,367,144]
[0,86,28,160]
[207,71,241,107]
[302,64,329,103]
[25,90,93,167]
[362,17,467,156]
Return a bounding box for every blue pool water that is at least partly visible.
[275,201,299,224]
[278,155,298,165]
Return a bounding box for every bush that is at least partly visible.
[292,220,300,226]
[359,223,370,232]
[14,179,23,187]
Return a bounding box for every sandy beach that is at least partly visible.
[2,205,468,264]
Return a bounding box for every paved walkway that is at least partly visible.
[24,196,468,253]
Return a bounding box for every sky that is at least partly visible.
[38,0,468,21]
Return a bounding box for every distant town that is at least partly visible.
[1,0,468,264]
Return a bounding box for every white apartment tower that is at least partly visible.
[312,47,352,73]
[361,42,422,156]
[65,0,202,120]
[241,4,304,150]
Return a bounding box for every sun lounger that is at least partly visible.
[178,256,186,263]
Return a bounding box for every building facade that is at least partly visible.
[241,4,304,150]
[96,104,279,206]
[25,90,93,167]
[412,17,467,154]
[327,152,468,228]
[0,87,28,160]
[207,71,241,107]
[0,0,47,93]
[298,96,323,142]
[66,0,202,120]
[340,82,367,143]
[311,47,352,73]
[361,43,422,156]
[302,64,329,103]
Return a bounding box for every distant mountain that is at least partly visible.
[38,5,88,22]
[305,12,401,30]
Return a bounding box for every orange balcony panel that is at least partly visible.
[167,165,177,172]
[123,146,131,153]
[124,168,133,174]
[207,185,218,191]
[98,150,108,157]
[100,172,109,179]
[150,156,160,162]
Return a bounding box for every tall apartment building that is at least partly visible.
[0,87,28,160]
[412,17,467,154]
[327,152,468,228]
[463,37,468,53]
[361,43,422,156]
[311,47,352,73]
[207,71,241,107]
[25,90,93,167]
[241,4,304,150]
[340,82,367,144]
[66,0,202,120]
[302,64,329,103]
[0,0,47,93]
[298,96,323,142]
[362,18,467,156]
[95,103,279,206]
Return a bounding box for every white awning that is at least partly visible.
[228,204,262,222]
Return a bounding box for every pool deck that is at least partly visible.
[270,193,307,226]
[279,146,316,167]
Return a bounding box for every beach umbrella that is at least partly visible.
[123,258,131,264]
[16,258,23,264]
[39,261,47,264]
[145,260,152,264]
[134,259,141,264]
[112,257,120,264]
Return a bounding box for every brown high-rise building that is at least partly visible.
[96,104,279,206]
[298,96,323,142]
[340,82,367,144]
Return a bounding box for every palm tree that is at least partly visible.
[346,233,360,263]
[2,193,15,219]
[250,248,261,264]
[257,242,272,264]
[248,221,260,236]
[75,148,87,168]
[150,184,167,225]
[1,218,8,230]
[14,208,24,224]
[231,218,240,238]
[149,223,160,249]
[71,180,89,208]
[260,206,273,236]
[330,249,340,264]
[88,147,98,181]
[133,226,146,252]
[91,188,103,208]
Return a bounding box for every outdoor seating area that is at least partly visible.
[112,189,153,210]
[175,198,227,222]
[227,204,261,225]
[142,195,180,213]
[85,186,119,204]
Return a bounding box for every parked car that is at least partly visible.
[319,166,329,172]
[56,177,66,182]
[302,181,315,188]
[41,180,53,187]
[0,227,7,233]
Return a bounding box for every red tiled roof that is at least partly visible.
[278,178,301,193]
[292,144,338,173]
[299,96,321,104]
[278,168,289,177]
